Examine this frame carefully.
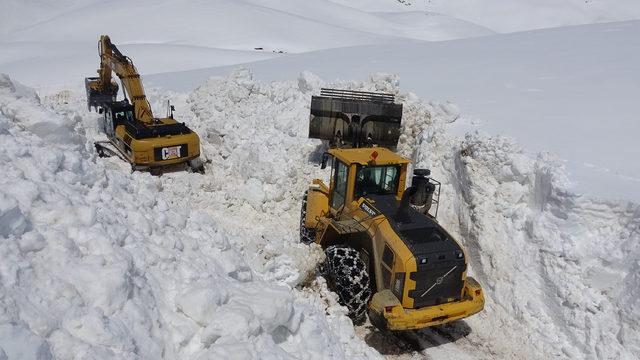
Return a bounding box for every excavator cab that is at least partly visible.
[101,101,133,137]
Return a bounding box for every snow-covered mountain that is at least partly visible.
[330,0,640,31]
[0,1,639,359]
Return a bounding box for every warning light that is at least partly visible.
[370,151,379,160]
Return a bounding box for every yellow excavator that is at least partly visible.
[301,89,484,331]
[85,35,203,173]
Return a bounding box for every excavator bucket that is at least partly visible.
[309,88,402,148]
[85,77,118,111]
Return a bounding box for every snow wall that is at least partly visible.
[0,70,638,359]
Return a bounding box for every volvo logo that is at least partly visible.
[421,266,457,297]
[359,201,379,217]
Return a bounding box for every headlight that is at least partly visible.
[418,256,428,265]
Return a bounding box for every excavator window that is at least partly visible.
[113,110,134,123]
[354,165,400,198]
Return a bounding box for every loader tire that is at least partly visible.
[324,245,372,322]
[300,190,316,244]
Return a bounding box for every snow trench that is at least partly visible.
[0,70,638,359]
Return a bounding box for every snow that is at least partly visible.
[411,129,640,359]
[330,0,640,33]
[0,0,639,359]
[0,0,495,88]
[149,21,640,203]
[0,74,382,359]
[2,66,638,359]
[421,0,640,33]
[0,41,279,90]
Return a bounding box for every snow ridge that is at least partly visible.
[0,73,379,359]
[407,121,640,358]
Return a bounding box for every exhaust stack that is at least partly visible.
[410,169,439,217]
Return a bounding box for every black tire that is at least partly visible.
[300,190,316,244]
[324,245,372,322]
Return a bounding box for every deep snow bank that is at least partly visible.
[182,69,639,359]
[0,73,380,359]
[1,68,638,360]
[406,123,640,358]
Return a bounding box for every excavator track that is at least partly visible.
[94,140,205,175]
[94,140,128,163]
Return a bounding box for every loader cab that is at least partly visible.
[324,147,410,214]
[354,164,401,199]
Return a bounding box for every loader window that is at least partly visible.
[382,244,395,288]
[330,160,348,210]
[354,165,400,198]
[382,245,395,268]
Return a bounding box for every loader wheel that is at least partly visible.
[300,190,316,244]
[324,245,372,322]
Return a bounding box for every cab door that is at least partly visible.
[330,160,349,211]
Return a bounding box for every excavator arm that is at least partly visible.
[86,35,154,124]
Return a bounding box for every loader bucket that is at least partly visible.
[85,77,118,111]
[309,88,402,148]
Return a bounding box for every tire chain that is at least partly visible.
[324,245,372,321]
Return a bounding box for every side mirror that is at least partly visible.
[98,108,104,114]
[321,153,330,169]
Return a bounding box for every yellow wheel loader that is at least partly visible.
[301,89,484,331]
[85,35,203,173]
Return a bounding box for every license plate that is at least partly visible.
[161,146,181,160]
